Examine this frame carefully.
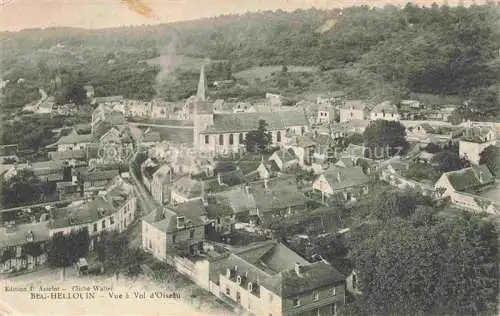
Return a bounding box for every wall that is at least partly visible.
[58,143,89,152]
[165,224,205,253]
[459,139,495,165]
[281,283,345,316]
[219,274,262,315]
[370,112,400,121]
[142,220,167,260]
[50,197,137,237]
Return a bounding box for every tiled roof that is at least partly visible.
[202,111,308,134]
[93,95,124,103]
[171,199,207,220]
[48,150,86,161]
[252,179,307,214]
[446,165,494,192]
[262,262,345,297]
[51,195,121,229]
[213,187,257,214]
[79,169,120,182]
[0,222,50,248]
[52,130,92,146]
[143,209,178,233]
[320,166,369,191]
[171,176,204,199]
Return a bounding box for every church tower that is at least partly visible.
[193,64,213,151]
[196,64,208,102]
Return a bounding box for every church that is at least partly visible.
[192,65,310,154]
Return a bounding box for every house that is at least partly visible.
[211,241,346,316]
[142,203,206,260]
[379,159,435,197]
[91,95,124,106]
[268,148,299,172]
[48,150,87,162]
[77,168,120,192]
[91,104,126,137]
[47,129,92,152]
[170,176,206,205]
[312,166,369,201]
[339,100,370,123]
[434,165,498,213]
[459,126,496,165]
[0,222,50,272]
[49,175,137,243]
[251,178,308,224]
[400,100,421,109]
[370,101,400,121]
[151,164,173,205]
[208,186,258,230]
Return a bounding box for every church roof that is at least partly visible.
[202,111,308,134]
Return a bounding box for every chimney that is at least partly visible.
[245,184,250,195]
[217,173,223,186]
[479,170,484,183]
[264,179,269,190]
[337,171,342,182]
[294,262,303,277]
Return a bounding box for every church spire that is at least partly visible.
[196,64,208,101]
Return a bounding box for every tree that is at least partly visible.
[363,120,408,159]
[0,169,44,209]
[479,145,499,176]
[244,120,272,153]
[431,150,470,173]
[46,229,89,268]
[347,212,498,316]
[96,231,129,275]
[371,188,433,221]
[0,247,16,269]
[22,242,44,265]
[281,64,288,73]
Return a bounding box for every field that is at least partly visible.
[145,55,224,72]
[233,66,318,81]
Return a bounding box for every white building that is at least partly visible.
[339,100,370,123]
[370,101,400,121]
[459,126,496,165]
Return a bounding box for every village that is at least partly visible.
[0,59,498,316]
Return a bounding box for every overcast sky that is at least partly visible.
[0,0,476,32]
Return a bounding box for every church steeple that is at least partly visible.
[196,64,208,101]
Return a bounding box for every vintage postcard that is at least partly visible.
[0,0,499,315]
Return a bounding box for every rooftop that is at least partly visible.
[445,165,495,193]
[202,111,308,134]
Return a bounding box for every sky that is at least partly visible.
[0,0,478,32]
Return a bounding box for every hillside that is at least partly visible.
[0,4,499,119]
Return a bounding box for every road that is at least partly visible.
[128,122,194,129]
[128,158,160,217]
[0,197,90,213]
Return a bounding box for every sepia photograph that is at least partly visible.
[0,0,499,315]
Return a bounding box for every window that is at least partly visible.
[93,223,98,232]
[148,240,152,249]
[239,133,243,144]
[313,291,319,301]
[236,291,241,303]
[352,273,358,289]
[219,134,224,145]
[225,287,230,296]
[330,287,336,296]
[229,134,234,145]
[293,298,300,307]
[205,135,209,144]
[276,131,281,142]
[331,303,337,316]
[102,220,106,229]
[110,216,114,225]
[189,229,195,239]
[315,308,321,316]
[172,235,176,243]
[268,293,273,303]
